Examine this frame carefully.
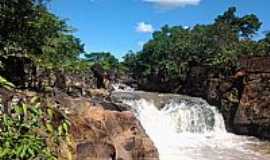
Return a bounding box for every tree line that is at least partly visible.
[122,7,270,88]
[1,2,270,88]
[0,0,124,89]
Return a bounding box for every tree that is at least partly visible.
[84,52,119,70]
[0,0,85,73]
[123,7,264,89]
[257,32,270,55]
[0,0,50,57]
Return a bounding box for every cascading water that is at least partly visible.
[112,83,135,92]
[112,91,270,160]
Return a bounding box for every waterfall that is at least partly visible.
[118,94,270,160]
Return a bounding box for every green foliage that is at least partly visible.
[62,59,91,73]
[0,75,15,90]
[0,0,85,73]
[0,97,70,159]
[0,0,49,56]
[257,32,270,55]
[123,7,265,84]
[37,34,84,70]
[84,52,119,70]
[30,5,85,71]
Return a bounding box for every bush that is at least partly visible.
[0,97,70,159]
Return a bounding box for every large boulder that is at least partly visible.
[51,93,159,160]
[60,104,159,160]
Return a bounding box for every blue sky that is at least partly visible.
[49,0,270,58]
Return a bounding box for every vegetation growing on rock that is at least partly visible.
[0,96,70,159]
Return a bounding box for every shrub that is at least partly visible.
[0,97,70,159]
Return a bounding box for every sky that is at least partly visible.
[49,0,270,58]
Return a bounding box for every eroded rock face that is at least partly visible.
[62,103,159,160]
[233,73,270,138]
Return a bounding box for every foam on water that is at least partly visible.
[123,98,270,160]
[112,83,135,92]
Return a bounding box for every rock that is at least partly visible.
[85,88,109,98]
[91,97,133,112]
[66,73,94,97]
[239,57,270,73]
[76,142,116,160]
[91,63,106,89]
[118,74,138,89]
[65,106,159,160]
[50,92,158,159]
[0,87,14,114]
[233,72,270,139]
[183,65,209,98]
[0,56,35,88]
[55,70,67,92]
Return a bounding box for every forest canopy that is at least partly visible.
[122,7,270,85]
[0,0,85,72]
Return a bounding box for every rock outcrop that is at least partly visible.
[180,57,270,139]
[233,58,270,138]
[59,100,159,160]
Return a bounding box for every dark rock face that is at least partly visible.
[182,68,240,132]
[183,66,209,98]
[239,57,270,73]
[184,58,270,139]
[91,63,106,89]
[0,56,35,88]
[0,56,99,96]
[55,71,67,92]
[233,72,270,138]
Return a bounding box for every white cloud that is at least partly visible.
[136,22,154,33]
[143,0,201,8]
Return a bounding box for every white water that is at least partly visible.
[123,98,270,160]
[112,83,135,92]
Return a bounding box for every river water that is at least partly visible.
[112,90,270,160]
